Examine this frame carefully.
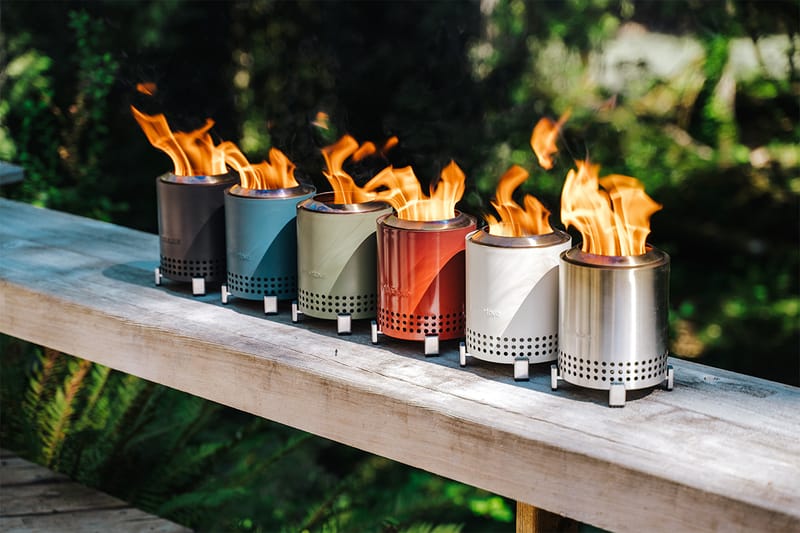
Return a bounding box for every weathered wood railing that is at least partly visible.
[1,198,798,532]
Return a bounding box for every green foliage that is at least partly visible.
[1,9,123,221]
[1,1,798,531]
[0,336,509,531]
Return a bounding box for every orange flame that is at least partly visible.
[136,82,157,96]
[132,103,299,188]
[321,134,398,204]
[131,105,228,176]
[531,110,570,170]
[224,146,299,189]
[561,160,661,256]
[486,165,552,236]
[364,161,465,222]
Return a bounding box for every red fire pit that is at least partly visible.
[371,211,476,355]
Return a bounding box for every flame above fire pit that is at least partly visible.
[321,134,397,204]
[224,146,299,190]
[132,90,299,189]
[560,160,662,256]
[486,165,552,237]
[365,161,466,222]
[131,106,231,177]
[485,115,570,237]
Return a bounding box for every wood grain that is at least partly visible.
[1,199,799,533]
[0,449,189,532]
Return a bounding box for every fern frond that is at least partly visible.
[399,523,464,533]
[41,356,92,467]
[22,347,65,428]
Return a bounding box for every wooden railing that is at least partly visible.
[1,198,798,532]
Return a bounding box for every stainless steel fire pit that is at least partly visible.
[154,172,238,295]
[551,246,674,406]
[292,192,392,334]
[459,228,571,380]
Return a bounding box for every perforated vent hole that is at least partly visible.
[377,309,466,336]
[161,255,223,279]
[227,272,297,298]
[298,290,377,314]
[466,329,557,359]
[559,351,668,383]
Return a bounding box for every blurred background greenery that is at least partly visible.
[1,0,798,531]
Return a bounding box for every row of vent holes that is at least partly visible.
[379,311,464,334]
[305,306,374,314]
[560,352,662,367]
[161,262,220,277]
[230,280,296,289]
[229,273,294,282]
[386,310,460,320]
[300,292,376,314]
[161,257,222,274]
[299,290,376,302]
[380,313,462,325]
[162,257,222,266]
[381,316,464,333]
[300,300,376,314]
[467,335,555,351]
[471,332,557,343]
[560,353,666,382]
[473,347,556,358]
[562,368,666,383]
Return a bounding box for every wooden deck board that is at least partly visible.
[0,449,190,532]
[1,198,799,532]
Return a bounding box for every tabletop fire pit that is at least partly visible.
[291,135,394,334]
[550,160,674,406]
[154,172,237,295]
[459,117,572,379]
[131,104,238,296]
[293,192,391,334]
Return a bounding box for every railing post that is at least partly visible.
[516,501,579,533]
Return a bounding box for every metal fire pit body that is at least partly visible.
[294,192,392,332]
[222,184,314,310]
[375,212,476,351]
[461,228,571,380]
[155,172,238,295]
[553,246,674,406]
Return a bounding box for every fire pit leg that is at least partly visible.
[424,335,439,357]
[191,277,206,296]
[513,357,530,381]
[336,313,352,335]
[263,295,278,315]
[154,267,162,286]
[459,342,468,367]
[291,301,303,323]
[221,285,231,304]
[370,321,380,344]
[550,364,560,390]
[665,364,675,391]
[609,381,627,407]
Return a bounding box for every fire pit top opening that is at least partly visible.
[562,245,669,268]
[378,211,475,232]
[299,192,391,214]
[470,226,570,249]
[227,183,314,199]
[159,172,238,186]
